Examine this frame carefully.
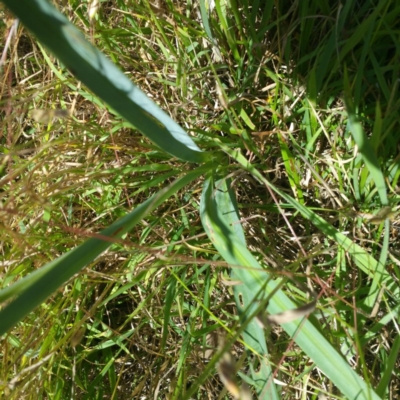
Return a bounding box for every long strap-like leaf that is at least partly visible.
[200,173,380,400]
[211,176,280,399]
[0,164,211,335]
[2,0,206,163]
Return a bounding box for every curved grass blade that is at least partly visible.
[2,0,205,163]
[210,176,279,399]
[160,278,176,352]
[0,164,210,335]
[375,333,400,398]
[200,173,381,400]
[338,98,390,313]
[346,109,388,206]
[199,0,215,43]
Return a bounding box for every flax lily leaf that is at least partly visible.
[1,0,205,163]
[200,173,381,400]
[211,177,279,399]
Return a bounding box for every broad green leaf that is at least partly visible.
[2,0,205,163]
[0,164,210,335]
[212,177,279,399]
[200,173,381,400]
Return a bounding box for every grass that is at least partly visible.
[0,0,399,399]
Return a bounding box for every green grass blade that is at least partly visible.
[375,332,400,398]
[0,164,210,335]
[1,0,205,163]
[211,176,279,399]
[338,1,388,66]
[363,219,390,312]
[343,101,390,311]
[371,102,383,153]
[278,134,305,203]
[161,277,176,351]
[346,109,388,206]
[214,0,240,62]
[199,0,215,42]
[200,174,381,400]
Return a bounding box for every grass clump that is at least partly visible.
[0,0,399,399]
